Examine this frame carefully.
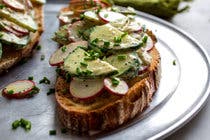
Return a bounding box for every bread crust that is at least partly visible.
[55,46,161,133]
[0,4,44,74]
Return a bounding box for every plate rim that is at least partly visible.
[133,11,210,139]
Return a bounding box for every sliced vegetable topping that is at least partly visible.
[89,24,141,51]
[104,78,128,96]
[0,8,38,32]
[2,80,39,99]
[99,11,126,23]
[49,41,88,66]
[84,10,100,23]
[64,47,118,78]
[2,0,25,11]
[70,78,104,100]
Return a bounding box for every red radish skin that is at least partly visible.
[49,41,88,66]
[2,0,25,11]
[3,26,25,37]
[11,24,29,35]
[25,0,33,9]
[144,36,154,51]
[138,65,149,75]
[2,80,36,99]
[70,78,104,100]
[104,78,129,96]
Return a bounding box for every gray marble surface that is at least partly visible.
[167,0,210,139]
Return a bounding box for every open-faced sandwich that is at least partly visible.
[50,0,161,133]
[0,0,45,74]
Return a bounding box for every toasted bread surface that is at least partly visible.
[55,46,161,132]
[0,4,44,74]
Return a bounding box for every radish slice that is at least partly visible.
[104,78,128,96]
[2,80,38,99]
[25,0,33,9]
[3,25,25,37]
[49,41,88,66]
[143,35,154,51]
[99,11,126,23]
[11,25,29,35]
[68,21,84,42]
[3,0,25,11]
[70,78,104,100]
[126,20,142,32]
[58,11,74,24]
[1,20,29,36]
[138,65,149,75]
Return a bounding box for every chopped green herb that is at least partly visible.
[104,13,108,18]
[49,130,56,135]
[20,118,31,131]
[56,68,62,75]
[0,4,5,9]
[104,41,110,47]
[12,120,21,129]
[61,46,67,52]
[36,45,41,50]
[84,50,100,60]
[29,86,40,96]
[80,62,88,67]
[7,90,14,94]
[80,14,85,20]
[92,38,99,43]
[76,67,81,75]
[121,32,128,38]
[40,55,45,61]
[47,88,55,95]
[28,76,34,80]
[65,73,71,82]
[114,36,122,43]
[0,33,3,38]
[39,77,50,84]
[142,36,148,44]
[111,78,120,86]
[61,128,68,133]
[117,55,127,60]
[96,7,101,14]
[173,60,176,65]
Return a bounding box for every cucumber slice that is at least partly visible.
[84,10,100,23]
[99,11,126,23]
[52,25,70,45]
[0,31,30,49]
[105,52,141,79]
[89,24,142,51]
[0,43,2,60]
[64,47,118,78]
[0,8,37,32]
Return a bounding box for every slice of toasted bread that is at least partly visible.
[55,46,161,133]
[0,4,44,74]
